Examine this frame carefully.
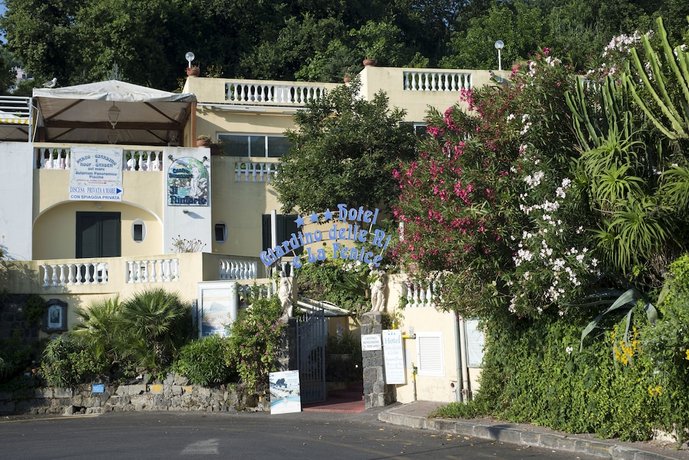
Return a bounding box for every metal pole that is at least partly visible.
[498,49,502,71]
[454,311,464,402]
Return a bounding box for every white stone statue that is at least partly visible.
[370,272,386,312]
[278,271,293,320]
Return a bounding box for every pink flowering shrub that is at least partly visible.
[394,52,601,319]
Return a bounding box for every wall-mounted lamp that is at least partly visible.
[182,209,189,214]
[168,154,174,161]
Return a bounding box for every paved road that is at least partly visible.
[0,410,595,459]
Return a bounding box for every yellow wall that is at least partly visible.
[33,201,162,260]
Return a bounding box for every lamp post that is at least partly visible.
[185,51,195,69]
[494,40,504,71]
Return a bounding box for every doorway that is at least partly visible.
[76,212,121,258]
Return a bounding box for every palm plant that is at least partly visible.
[120,289,191,375]
[72,297,125,372]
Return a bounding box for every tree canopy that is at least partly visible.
[1,0,688,91]
[273,80,416,214]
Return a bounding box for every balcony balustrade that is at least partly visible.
[225,80,331,106]
[234,161,278,182]
[30,253,266,294]
[402,70,472,92]
[34,144,165,171]
[405,280,438,308]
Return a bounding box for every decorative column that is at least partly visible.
[361,311,396,408]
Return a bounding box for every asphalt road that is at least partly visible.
[0,410,595,459]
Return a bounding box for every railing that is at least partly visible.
[218,258,258,280]
[405,280,438,308]
[34,145,164,171]
[225,81,330,106]
[126,258,180,284]
[0,96,31,124]
[235,161,278,182]
[40,262,109,287]
[403,70,472,92]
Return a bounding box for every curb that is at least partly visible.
[378,404,681,460]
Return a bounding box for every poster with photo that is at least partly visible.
[269,370,301,415]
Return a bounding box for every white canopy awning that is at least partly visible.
[32,80,196,145]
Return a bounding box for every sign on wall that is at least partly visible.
[382,329,406,384]
[167,157,209,206]
[69,147,123,201]
[361,334,382,352]
[465,319,485,368]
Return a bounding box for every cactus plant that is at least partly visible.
[623,17,689,140]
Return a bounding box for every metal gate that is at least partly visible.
[296,308,326,403]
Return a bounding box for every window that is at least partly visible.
[215,223,227,243]
[132,221,145,242]
[262,214,302,255]
[218,134,291,158]
[416,332,444,376]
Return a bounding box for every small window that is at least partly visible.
[215,223,227,243]
[132,221,146,242]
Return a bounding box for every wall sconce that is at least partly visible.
[182,210,189,214]
[168,154,174,161]
[107,102,121,129]
[202,156,208,162]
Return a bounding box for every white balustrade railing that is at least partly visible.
[403,70,472,92]
[34,146,164,171]
[237,282,276,303]
[41,262,109,287]
[405,280,438,308]
[219,258,258,280]
[226,81,329,106]
[126,258,179,284]
[235,161,278,182]
[124,150,164,171]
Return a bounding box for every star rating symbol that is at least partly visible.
[323,209,333,221]
[294,215,305,227]
[309,212,319,223]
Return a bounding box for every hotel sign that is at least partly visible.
[69,147,123,201]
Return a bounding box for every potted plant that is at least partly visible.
[196,135,211,147]
[186,65,201,77]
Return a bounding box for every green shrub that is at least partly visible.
[226,297,284,393]
[640,255,689,443]
[296,259,369,314]
[437,309,672,442]
[0,337,32,383]
[40,335,103,387]
[120,289,193,377]
[173,336,237,386]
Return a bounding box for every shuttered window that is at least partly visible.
[417,332,443,376]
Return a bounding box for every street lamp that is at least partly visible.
[494,40,504,71]
[185,51,195,68]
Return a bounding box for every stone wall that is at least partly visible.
[0,375,267,416]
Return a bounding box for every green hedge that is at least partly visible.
[436,255,689,443]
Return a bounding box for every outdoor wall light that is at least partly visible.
[494,40,505,71]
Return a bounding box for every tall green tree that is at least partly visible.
[273,80,416,214]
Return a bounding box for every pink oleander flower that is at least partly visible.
[426,126,442,138]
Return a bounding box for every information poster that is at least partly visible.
[269,370,302,414]
[382,329,406,384]
[69,147,123,201]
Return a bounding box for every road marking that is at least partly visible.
[181,438,219,455]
